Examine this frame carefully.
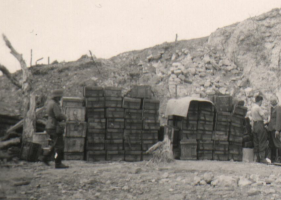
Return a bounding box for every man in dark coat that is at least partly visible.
[43,89,68,168]
[268,96,281,162]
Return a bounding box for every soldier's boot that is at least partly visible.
[55,149,69,169]
[55,163,69,169]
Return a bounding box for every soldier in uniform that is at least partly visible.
[43,89,69,168]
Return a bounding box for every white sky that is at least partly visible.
[0,0,280,73]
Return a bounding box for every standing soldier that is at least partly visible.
[43,89,69,169]
[268,96,281,162]
[251,95,270,163]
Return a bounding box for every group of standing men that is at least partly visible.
[251,95,281,164]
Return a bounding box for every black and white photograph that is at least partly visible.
[1,1,281,199]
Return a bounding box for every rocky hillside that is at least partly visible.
[1,8,281,123]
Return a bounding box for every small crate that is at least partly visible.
[198,102,215,112]
[198,111,214,122]
[213,151,229,161]
[142,99,160,110]
[21,142,42,162]
[142,152,153,161]
[231,115,245,126]
[142,139,158,151]
[64,152,84,160]
[126,85,152,99]
[229,153,242,161]
[65,122,87,137]
[106,108,125,118]
[125,109,143,120]
[83,86,104,97]
[104,87,122,97]
[212,131,228,141]
[215,121,230,132]
[64,138,85,153]
[213,141,229,151]
[105,139,124,150]
[87,129,106,140]
[182,120,197,130]
[106,150,124,161]
[214,96,233,112]
[86,137,105,151]
[229,134,243,143]
[229,142,243,154]
[106,129,124,140]
[123,97,142,109]
[180,139,197,160]
[233,105,247,117]
[180,130,199,140]
[216,112,232,122]
[198,130,213,140]
[107,118,125,129]
[86,151,106,162]
[198,140,214,151]
[88,119,106,129]
[85,97,105,108]
[124,129,142,140]
[87,108,105,119]
[63,107,85,122]
[125,119,143,129]
[142,130,158,140]
[197,121,213,131]
[124,139,142,150]
[62,97,84,107]
[198,150,213,160]
[143,120,160,130]
[230,124,244,136]
[125,151,142,162]
[105,97,123,108]
[188,101,199,112]
[187,112,198,121]
[143,110,159,121]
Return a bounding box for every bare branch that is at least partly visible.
[0,64,21,88]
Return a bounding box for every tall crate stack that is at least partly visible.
[104,87,125,161]
[229,104,247,161]
[84,87,106,162]
[62,97,86,160]
[197,102,215,160]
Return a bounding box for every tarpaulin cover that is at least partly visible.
[165,97,214,118]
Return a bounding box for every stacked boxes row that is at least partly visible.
[84,86,160,162]
[62,97,86,160]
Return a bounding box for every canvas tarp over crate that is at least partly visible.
[165,97,214,118]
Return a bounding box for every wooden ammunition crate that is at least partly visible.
[88,119,106,129]
[106,108,125,118]
[197,121,214,131]
[126,85,152,99]
[106,150,124,161]
[229,134,243,143]
[107,118,125,129]
[142,130,158,140]
[87,150,106,162]
[213,151,229,161]
[124,139,142,150]
[198,102,215,112]
[173,147,181,159]
[198,150,213,160]
[142,139,158,151]
[213,141,229,151]
[125,151,142,162]
[180,130,198,140]
[229,153,242,161]
[231,115,245,126]
[212,131,228,141]
[63,107,85,122]
[143,120,160,130]
[198,140,214,151]
[21,142,42,162]
[87,129,106,140]
[62,97,84,107]
[142,99,160,110]
[65,122,87,137]
[215,121,230,132]
[104,87,122,97]
[187,112,198,121]
[123,97,142,109]
[214,96,233,112]
[216,112,232,122]
[198,130,213,140]
[229,142,243,154]
[198,111,214,122]
[64,138,85,153]
[32,132,49,148]
[180,139,197,160]
[87,108,105,119]
[124,129,142,140]
[230,125,244,136]
[142,152,153,161]
[86,97,105,108]
[188,101,199,112]
[125,119,143,129]
[143,110,159,121]
[83,86,104,97]
[86,137,105,151]
[64,152,84,160]
[106,129,124,140]
[125,109,143,120]
[105,139,124,150]
[233,105,247,117]
[105,97,123,108]
[182,120,197,130]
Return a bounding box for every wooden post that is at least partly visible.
[175,34,178,42]
[48,57,50,65]
[30,49,32,67]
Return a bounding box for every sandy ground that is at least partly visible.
[0,160,281,200]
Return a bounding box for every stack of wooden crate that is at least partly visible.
[229,105,247,161]
[62,97,86,160]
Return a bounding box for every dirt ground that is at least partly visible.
[0,159,281,200]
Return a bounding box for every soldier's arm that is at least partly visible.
[276,106,281,131]
[53,103,67,121]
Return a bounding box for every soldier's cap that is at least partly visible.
[51,89,64,98]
